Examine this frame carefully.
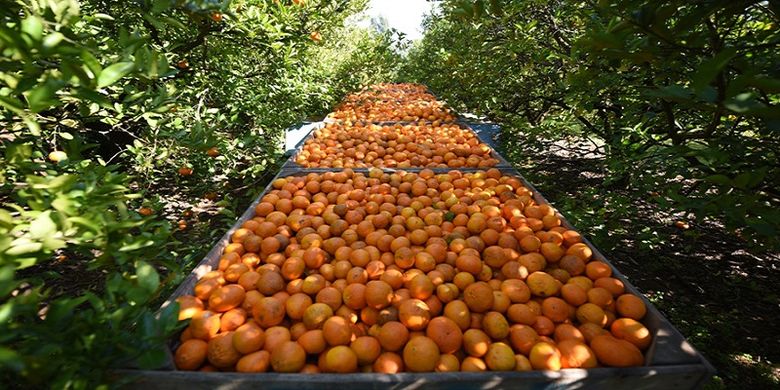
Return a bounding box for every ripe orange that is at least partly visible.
[175,339,208,370]
[529,341,561,370]
[324,345,358,373]
[402,336,440,372]
[426,316,463,354]
[590,334,644,367]
[270,341,306,373]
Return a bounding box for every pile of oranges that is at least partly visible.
[173,167,653,373]
[294,122,500,169]
[328,84,456,123]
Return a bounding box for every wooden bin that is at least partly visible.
[118,166,714,389]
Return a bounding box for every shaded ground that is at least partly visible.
[497,132,780,389]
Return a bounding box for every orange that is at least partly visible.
[509,324,539,355]
[500,279,531,303]
[208,284,245,313]
[402,336,440,372]
[616,294,647,320]
[461,356,487,371]
[485,342,516,371]
[590,334,644,367]
[176,295,204,320]
[207,332,241,368]
[560,283,587,306]
[298,330,327,354]
[463,329,491,357]
[190,310,221,340]
[435,354,460,372]
[253,297,285,328]
[285,293,312,320]
[541,297,570,323]
[325,345,359,373]
[576,303,608,327]
[365,280,394,309]
[175,339,208,370]
[463,282,494,313]
[350,336,381,365]
[482,311,510,340]
[553,323,585,343]
[398,299,431,331]
[373,352,404,373]
[526,272,560,297]
[558,339,597,368]
[426,316,463,354]
[585,261,612,280]
[378,321,409,351]
[302,302,334,330]
[514,354,532,371]
[443,300,471,330]
[323,316,353,346]
[270,340,306,373]
[611,318,652,349]
[529,341,561,370]
[233,322,265,354]
[236,350,270,372]
[220,307,247,332]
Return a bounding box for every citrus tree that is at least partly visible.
[0,0,401,387]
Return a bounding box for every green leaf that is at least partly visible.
[42,32,65,50]
[692,47,737,92]
[5,241,43,257]
[703,174,731,186]
[733,168,767,189]
[136,261,159,293]
[21,16,43,42]
[0,346,23,371]
[25,79,62,112]
[29,211,57,239]
[97,62,135,88]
